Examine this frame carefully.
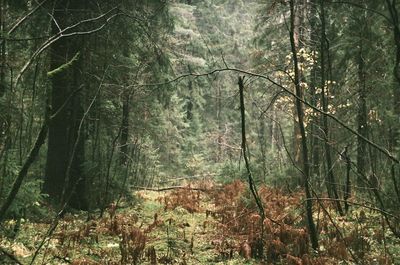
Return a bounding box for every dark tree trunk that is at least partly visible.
[186,65,193,121]
[320,0,344,216]
[0,0,5,97]
[309,0,321,178]
[120,93,130,165]
[186,80,193,120]
[343,146,351,213]
[43,0,88,210]
[238,76,265,259]
[386,0,400,151]
[356,38,368,181]
[289,0,319,250]
[385,0,400,206]
[119,45,131,165]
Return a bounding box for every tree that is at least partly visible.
[319,0,343,215]
[43,0,88,210]
[289,0,318,250]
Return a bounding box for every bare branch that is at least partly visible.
[14,9,120,86]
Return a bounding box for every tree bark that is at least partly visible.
[0,0,6,97]
[119,93,130,165]
[309,0,322,178]
[356,1,368,184]
[43,0,88,210]
[343,146,351,213]
[238,76,265,259]
[119,46,132,165]
[319,0,344,216]
[289,0,319,250]
[385,0,400,201]
[292,0,308,185]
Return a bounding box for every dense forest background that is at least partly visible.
[1,0,400,264]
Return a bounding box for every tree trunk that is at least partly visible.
[43,0,88,210]
[343,146,351,213]
[319,0,344,216]
[289,0,319,250]
[385,0,400,208]
[119,45,132,165]
[0,0,5,97]
[186,80,193,120]
[238,76,265,259]
[356,2,368,184]
[308,0,322,178]
[119,93,130,165]
[292,0,308,185]
[386,0,400,151]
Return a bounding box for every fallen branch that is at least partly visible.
[158,174,216,183]
[132,186,217,192]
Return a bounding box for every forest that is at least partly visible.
[0,0,400,264]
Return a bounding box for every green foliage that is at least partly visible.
[7,0,27,10]
[0,174,48,220]
[217,162,247,184]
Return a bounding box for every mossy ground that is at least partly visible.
[0,188,254,264]
[1,182,400,264]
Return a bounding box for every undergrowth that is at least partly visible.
[0,180,399,264]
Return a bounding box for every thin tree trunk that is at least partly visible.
[343,146,351,213]
[289,0,319,250]
[319,0,344,216]
[292,0,308,186]
[258,118,267,179]
[308,0,322,179]
[356,45,368,180]
[0,0,5,97]
[238,76,265,259]
[26,59,40,148]
[217,82,222,162]
[119,93,130,165]
[186,76,193,120]
[119,45,132,165]
[385,0,400,202]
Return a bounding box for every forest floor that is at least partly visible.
[1,180,399,264]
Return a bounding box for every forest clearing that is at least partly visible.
[2,0,400,264]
